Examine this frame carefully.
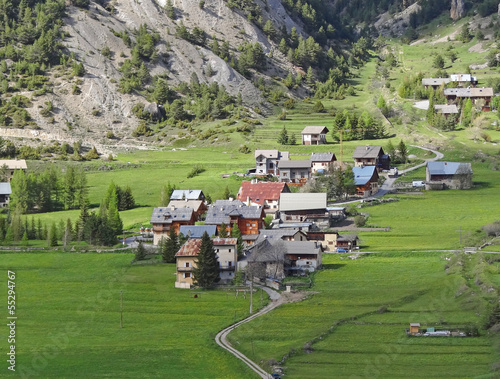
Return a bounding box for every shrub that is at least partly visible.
[239,144,251,154]
[354,215,366,227]
[187,165,205,178]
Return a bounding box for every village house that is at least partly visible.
[174,237,238,288]
[278,193,329,228]
[352,146,390,170]
[449,74,478,87]
[0,159,27,181]
[307,231,358,252]
[174,238,201,289]
[236,180,290,213]
[301,126,329,145]
[425,161,473,190]
[205,200,265,244]
[444,87,494,110]
[422,78,450,90]
[254,228,308,245]
[0,183,11,208]
[434,104,459,119]
[170,189,205,201]
[352,166,380,197]
[277,160,312,184]
[306,231,338,252]
[213,238,238,283]
[243,239,323,280]
[336,234,359,251]
[327,206,347,222]
[255,150,289,176]
[178,225,217,239]
[310,152,337,174]
[422,74,477,90]
[167,199,207,221]
[150,206,196,245]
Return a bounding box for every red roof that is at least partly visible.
[237,181,289,205]
[213,238,237,246]
[175,239,202,257]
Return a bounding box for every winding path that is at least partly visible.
[215,285,282,379]
[375,145,444,197]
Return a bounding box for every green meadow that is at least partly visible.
[229,252,499,378]
[0,253,267,378]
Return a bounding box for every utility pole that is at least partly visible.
[456,226,463,246]
[120,289,123,329]
[249,280,253,314]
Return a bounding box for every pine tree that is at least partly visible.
[21,231,28,246]
[218,222,228,238]
[398,140,408,164]
[223,186,231,199]
[427,96,436,125]
[462,98,473,127]
[231,223,244,258]
[277,126,289,145]
[48,222,58,247]
[162,228,179,263]
[135,241,147,261]
[192,232,219,289]
[165,0,175,19]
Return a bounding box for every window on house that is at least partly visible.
[228,261,232,267]
[228,249,231,253]
[184,272,191,278]
[185,262,190,268]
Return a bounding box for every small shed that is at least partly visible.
[409,323,420,334]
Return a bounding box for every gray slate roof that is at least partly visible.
[150,207,194,224]
[422,78,450,86]
[434,104,459,114]
[352,146,383,159]
[254,228,305,244]
[254,150,289,160]
[205,200,263,225]
[444,88,494,98]
[179,225,217,238]
[279,193,327,212]
[337,234,359,242]
[310,152,336,162]
[0,182,11,195]
[277,160,311,169]
[170,190,204,200]
[427,161,472,176]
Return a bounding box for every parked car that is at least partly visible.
[337,248,348,253]
[271,374,281,379]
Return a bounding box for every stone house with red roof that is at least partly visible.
[174,237,238,288]
[236,180,290,213]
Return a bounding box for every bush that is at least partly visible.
[354,215,366,227]
[187,165,205,178]
[239,144,251,154]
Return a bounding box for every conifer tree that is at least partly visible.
[427,96,436,125]
[231,223,244,258]
[218,222,228,238]
[135,241,147,261]
[192,232,219,289]
[162,228,179,263]
[277,126,289,145]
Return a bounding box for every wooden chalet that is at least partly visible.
[277,160,312,184]
[352,166,379,197]
[150,206,196,245]
[301,126,329,145]
[352,146,390,171]
[310,152,337,174]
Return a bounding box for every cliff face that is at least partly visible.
[450,0,465,20]
[4,0,307,150]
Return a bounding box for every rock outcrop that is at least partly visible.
[450,0,465,20]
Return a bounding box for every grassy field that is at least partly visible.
[0,253,268,378]
[228,252,499,378]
